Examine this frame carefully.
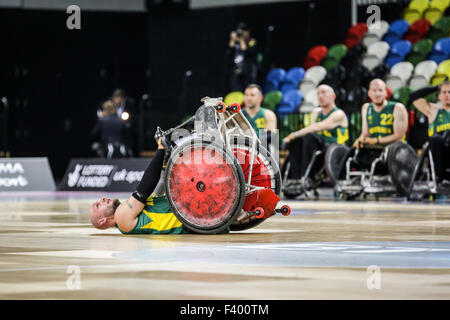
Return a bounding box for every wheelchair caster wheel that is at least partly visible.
[278,205,291,216]
[215,102,226,113]
[228,103,241,113]
[313,190,320,199]
[254,207,264,219]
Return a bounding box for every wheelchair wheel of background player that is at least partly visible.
[387,141,418,197]
[229,136,281,231]
[324,143,351,186]
[407,141,431,200]
[165,138,246,234]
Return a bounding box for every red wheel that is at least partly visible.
[165,139,245,234]
[231,136,280,193]
[215,102,226,113]
[254,207,264,219]
[229,102,241,113]
[229,136,281,231]
[280,205,291,216]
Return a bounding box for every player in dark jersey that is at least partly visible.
[410,80,450,186]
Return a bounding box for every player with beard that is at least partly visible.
[410,80,450,186]
[351,78,408,171]
[89,137,190,234]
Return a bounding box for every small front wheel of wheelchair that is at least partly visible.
[313,190,320,199]
[229,103,241,113]
[280,205,291,216]
[254,207,264,219]
[215,102,226,113]
[340,193,348,201]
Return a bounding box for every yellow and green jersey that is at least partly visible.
[428,108,450,137]
[316,106,349,144]
[366,101,405,141]
[117,195,190,234]
[242,107,267,136]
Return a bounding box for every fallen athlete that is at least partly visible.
[89,137,191,234]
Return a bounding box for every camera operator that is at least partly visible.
[227,22,258,92]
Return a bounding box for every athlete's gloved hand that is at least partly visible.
[154,126,164,142]
[154,126,172,153]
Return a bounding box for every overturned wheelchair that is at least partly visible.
[157,97,290,234]
[331,141,438,200]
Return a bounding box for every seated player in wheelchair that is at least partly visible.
[281,84,349,198]
[335,78,412,198]
[409,80,450,195]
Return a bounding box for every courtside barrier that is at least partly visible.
[0,157,55,191]
[59,158,151,192]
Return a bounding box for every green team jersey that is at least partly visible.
[366,101,405,141]
[242,107,267,136]
[116,195,190,234]
[315,106,349,144]
[428,108,450,136]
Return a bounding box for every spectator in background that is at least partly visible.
[227,22,258,92]
[91,100,128,158]
[112,89,136,156]
[112,89,135,121]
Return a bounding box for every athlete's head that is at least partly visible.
[317,84,336,108]
[244,84,263,110]
[438,80,450,108]
[89,197,121,230]
[368,78,387,106]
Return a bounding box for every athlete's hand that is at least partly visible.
[283,132,297,144]
[364,137,378,145]
[353,136,365,149]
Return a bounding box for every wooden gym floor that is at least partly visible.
[0,191,449,300]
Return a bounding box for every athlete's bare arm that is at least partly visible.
[115,138,165,232]
[353,103,370,148]
[299,109,346,135]
[264,109,278,131]
[412,98,439,124]
[115,197,146,232]
[378,103,408,145]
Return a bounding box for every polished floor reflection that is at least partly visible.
[0,192,449,299]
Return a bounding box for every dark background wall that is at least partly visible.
[1,0,410,181]
[0,8,149,180]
